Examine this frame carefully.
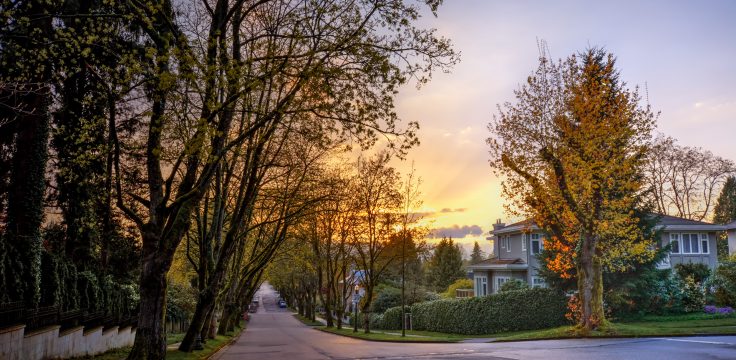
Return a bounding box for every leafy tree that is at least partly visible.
[442,278,473,298]
[470,241,485,264]
[427,237,464,292]
[713,176,736,259]
[488,47,657,332]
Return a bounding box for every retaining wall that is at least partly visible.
[0,323,135,359]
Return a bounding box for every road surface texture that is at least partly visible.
[213,283,736,360]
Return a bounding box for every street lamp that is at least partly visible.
[353,284,361,333]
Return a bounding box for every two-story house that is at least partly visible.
[468,214,736,296]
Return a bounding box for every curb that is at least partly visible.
[314,327,461,343]
[206,326,246,360]
[491,331,736,343]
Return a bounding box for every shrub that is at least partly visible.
[704,305,734,315]
[710,260,736,306]
[675,263,711,284]
[681,276,705,313]
[378,306,407,330]
[442,278,474,298]
[499,279,529,293]
[410,287,568,335]
[371,286,401,313]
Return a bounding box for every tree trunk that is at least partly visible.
[577,235,605,333]
[179,288,215,351]
[127,247,168,360]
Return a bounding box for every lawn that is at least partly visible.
[293,314,324,326]
[492,313,736,341]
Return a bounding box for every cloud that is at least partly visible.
[440,208,467,213]
[428,224,484,239]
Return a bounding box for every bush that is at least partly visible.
[442,278,474,298]
[605,269,686,318]
[376,305,410,330]
[371,286,401,313]
[410,287,568,335]
[675,263,711,284]
[499,279,529,293]
[681,276,705,313]
[710,260,736,306]
[347,312,383,329]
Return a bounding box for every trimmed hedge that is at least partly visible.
[379,306,406,330]
[410,287,568,335]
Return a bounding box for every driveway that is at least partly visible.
[213,283,736,360]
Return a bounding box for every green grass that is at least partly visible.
[167,332,186,345]
[90,323,244,359]
[493,313,736,342]
[317,326,464,342]
[293,314,324,326]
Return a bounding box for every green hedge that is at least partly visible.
[378,306,406,330]
[410,287,568,335]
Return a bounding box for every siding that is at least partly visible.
[661,231,718,270]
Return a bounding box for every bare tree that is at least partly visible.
[644,136,735,221]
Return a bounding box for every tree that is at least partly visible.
[426,237,464,292]
[713,176,736,258]
[470,241,485,264]
[644,137,735,221]
[488,47,657,332]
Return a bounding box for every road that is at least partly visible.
[213,283,736,360]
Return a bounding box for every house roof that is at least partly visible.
[490,213,727,236]
[467,257,528,270]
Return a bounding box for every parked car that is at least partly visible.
[278,300,287,308]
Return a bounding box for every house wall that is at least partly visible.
[729,229,736,257]
[497,233,527,262]
[661,231,719,270]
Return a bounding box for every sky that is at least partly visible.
[391,0,736,256]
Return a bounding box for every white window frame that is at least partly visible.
[521,234,527,251]
[504,236,511,252]
[530,233,543,255]
[531,276,546,288]
[671,233,709,255]
[475,275,488,297]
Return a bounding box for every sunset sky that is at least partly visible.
[392,0,736,256]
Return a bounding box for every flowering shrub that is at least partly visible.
[704,305,734,315]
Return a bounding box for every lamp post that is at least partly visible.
[353,284,360,333]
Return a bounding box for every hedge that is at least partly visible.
[378,306,406,330]
[410,287,568,335]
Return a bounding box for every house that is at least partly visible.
[468,214,736,297]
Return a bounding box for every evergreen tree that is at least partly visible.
[470,241,485,264]
[713,176,736,259]
[427,237,465,292]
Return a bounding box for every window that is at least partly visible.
[530,233,543,255]
[475,275,488,297]
[700,233,709,254]
[532,277,546,288]
[503,236,511,252]
[669,233,680,253]
[670,233,709,254]
[521,234,527,251]
[496,277,510,292]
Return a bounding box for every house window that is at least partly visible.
[532,277,546,288]
[475,275,488,297]
[496,277,510,291]
[671,233,708,254]
[700,233,709,254]
[530,233,543,255]
[503,236,510,252]
[669,233,680,253]
[521,234,527,251]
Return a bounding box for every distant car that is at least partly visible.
[278,300,287,308]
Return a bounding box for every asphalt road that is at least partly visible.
[213,283,736,360]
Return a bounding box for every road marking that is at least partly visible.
[657,338,734,346]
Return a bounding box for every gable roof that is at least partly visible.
[491,213,726,235]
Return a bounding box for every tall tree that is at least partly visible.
[713,176,736,258]
[470,241,485,264]
[426,237,464,292]
[488,47,656,332]
[644,136,735,221]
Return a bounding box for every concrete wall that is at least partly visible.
[0,323,135,360]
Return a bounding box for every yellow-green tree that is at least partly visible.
[488,47,656,332]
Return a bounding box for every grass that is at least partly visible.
[90,323,244,359]
[317,326,465,342]
[492,313,736,342]
[293,314,324,326]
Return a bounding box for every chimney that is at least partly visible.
[492,218,506,231]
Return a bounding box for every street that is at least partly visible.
[213,283,736,360]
